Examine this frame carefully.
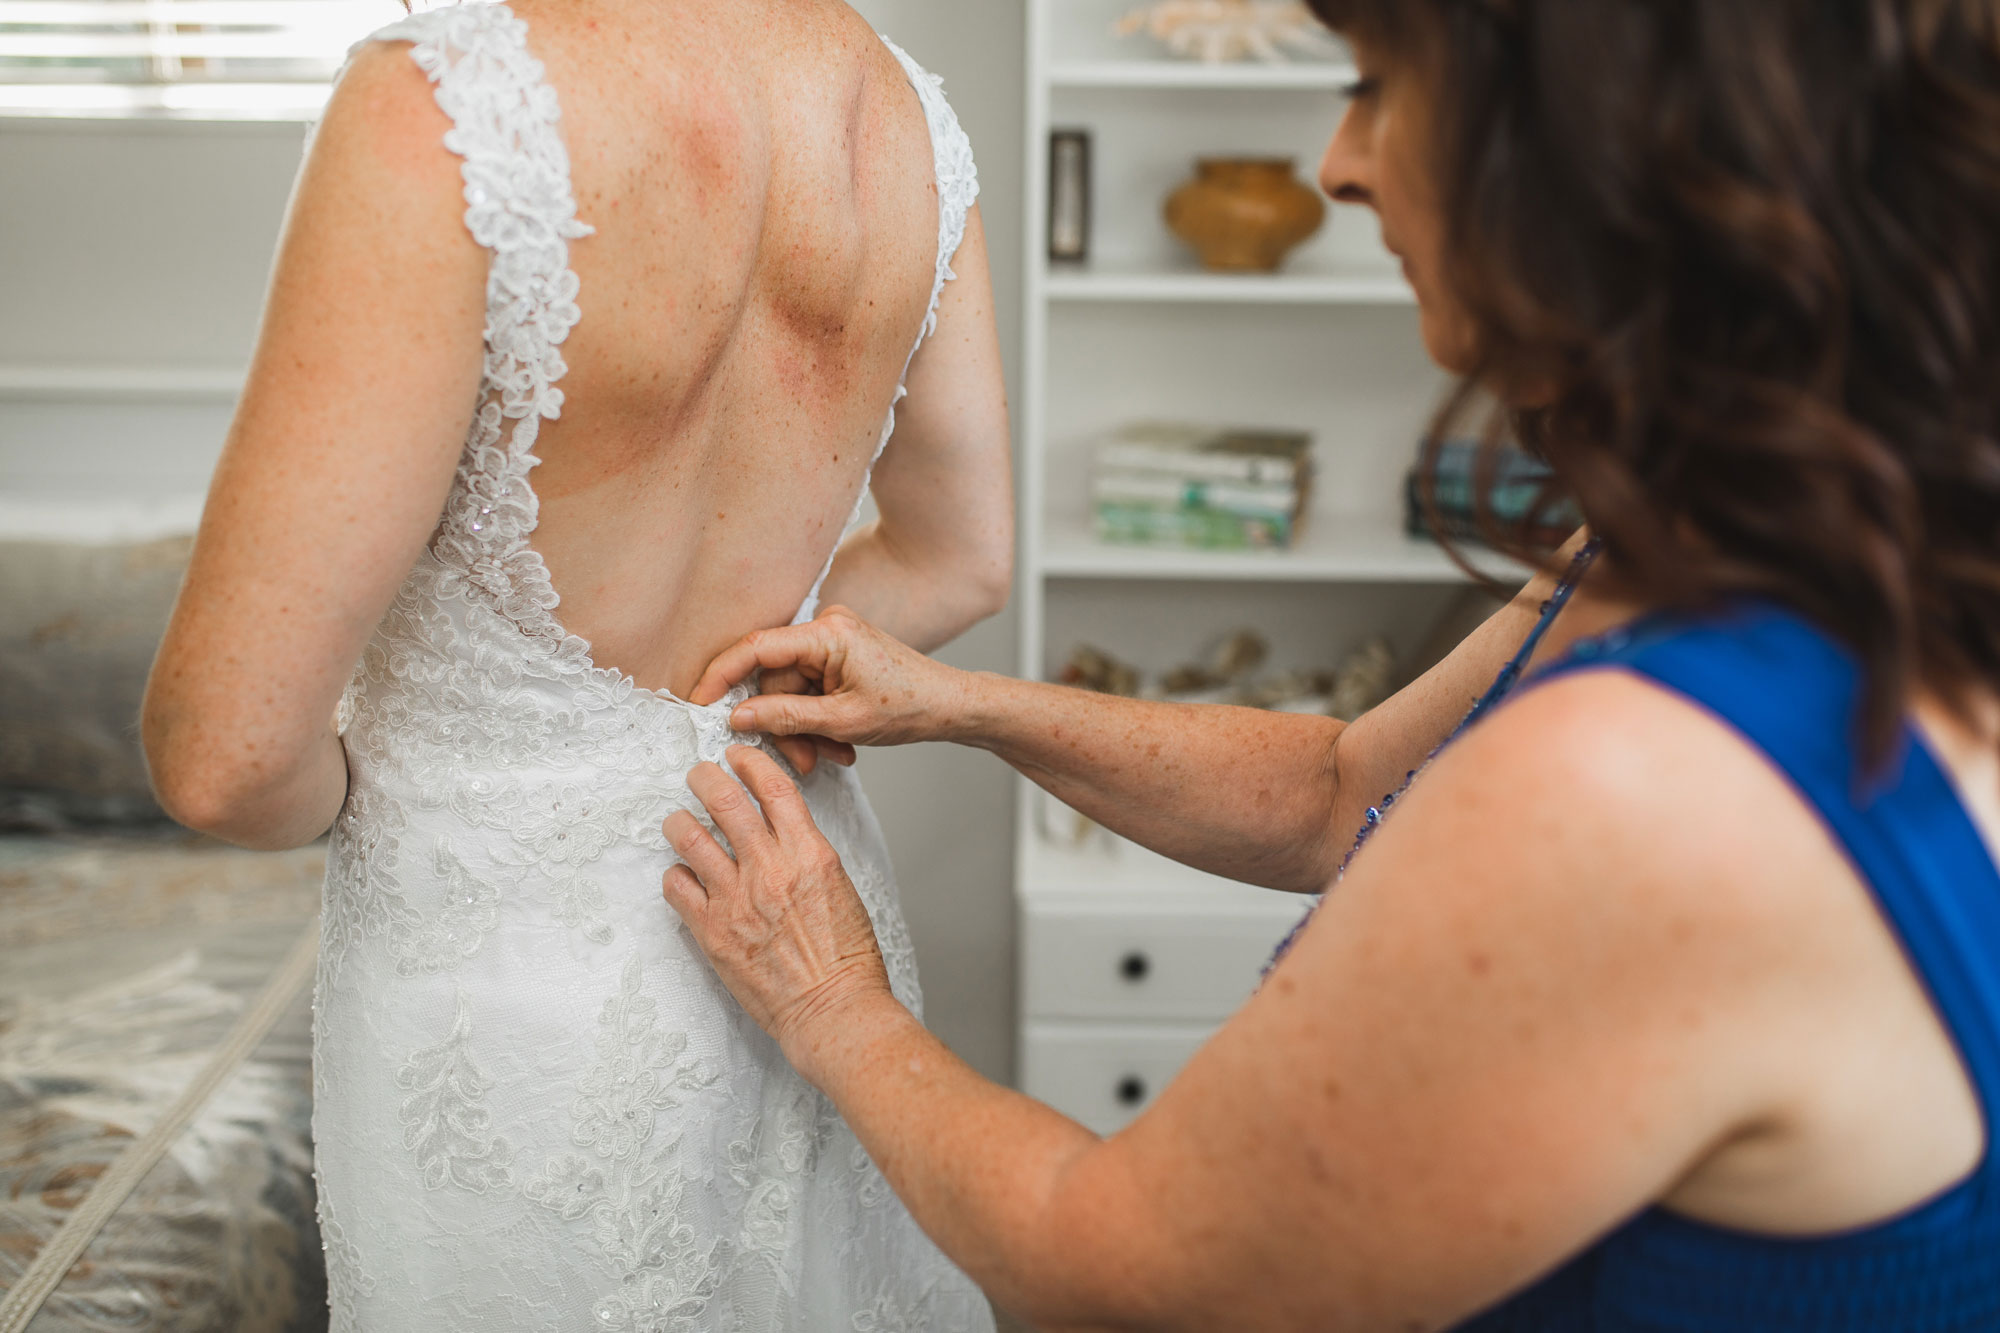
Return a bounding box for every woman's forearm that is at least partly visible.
[950,674,1348,893]
[716,542,1582,892]
[936,561,1579,894]
[789,992,1151,1331]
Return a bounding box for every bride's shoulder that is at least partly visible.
[307,37,461,193]
[292,33,487,285]
[326,2,543,142]
[311,2,552,215]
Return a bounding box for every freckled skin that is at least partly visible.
[499,0,947,696]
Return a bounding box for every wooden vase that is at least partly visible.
[1164,157,1326,273]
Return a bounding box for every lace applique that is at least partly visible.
[571,955,715,1161]
[395,992,516,1193]
[333,0,693,792]
[584,1169,721,1333]
[848,859,921,1013]
[723,1079,823,1270]
[522,1153,607,1221]
[852,1283,927,1333]
[318,1210,377,1333]
[548,954,725,1331]
[321,784,417,984]
[324,792,499,978]
[546,873,616,944]
[391,841,501,975]
[879,37,981,336]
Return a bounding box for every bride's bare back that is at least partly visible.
[141,0,1009,844]
[517,0,959,693]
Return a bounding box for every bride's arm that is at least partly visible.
[142,44,486,850]
[810,204,1013,654]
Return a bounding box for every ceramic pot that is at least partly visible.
[1164,157,1325,273]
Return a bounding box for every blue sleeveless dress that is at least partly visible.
[1456,604,2000,1331]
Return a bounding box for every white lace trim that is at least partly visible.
[362,2,630,698]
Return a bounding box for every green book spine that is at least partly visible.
[1093,501,1294,550]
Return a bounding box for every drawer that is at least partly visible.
[1019,1022,1216,1135]
[1020,902,1302,1021]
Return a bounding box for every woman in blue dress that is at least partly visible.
[655,0,2000,1327]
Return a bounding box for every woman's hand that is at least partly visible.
[689,605,976,752]
[737,668,856,777]
[661,745,899,1081]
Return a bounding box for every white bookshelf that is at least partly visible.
[1013,0,1526,1128]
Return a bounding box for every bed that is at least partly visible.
[0,509,332,1332]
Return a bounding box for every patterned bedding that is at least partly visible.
[0,833,328,1333]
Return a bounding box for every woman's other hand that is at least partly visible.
[662,745,898,1082]
[689,605,974,753]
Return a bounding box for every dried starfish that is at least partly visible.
[1115,0,1340,64]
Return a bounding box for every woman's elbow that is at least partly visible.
[963,508,1015,620]
[145,738,243,838]
[149,761,322,850]
[142,705,265,842]
[910,521,1011,633]
[965,542,1013,621]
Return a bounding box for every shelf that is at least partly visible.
[1041,510,1529,584]
[1019,829,1313,913]
[1046,260,1413,306]
[1047,59,1356,91]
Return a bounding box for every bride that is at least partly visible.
[139,0,1010,1327]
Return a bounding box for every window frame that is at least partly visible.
[0,0,405,122]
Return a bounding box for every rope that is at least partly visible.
[0,919,320,1333]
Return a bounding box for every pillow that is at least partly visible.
[0,531,194,830]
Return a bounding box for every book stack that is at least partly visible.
[1405,440,1581,550]
[1092,422,1314,551]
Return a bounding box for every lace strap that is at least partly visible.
[877,36,980,342]
[354,1,596,661]
[360,2,592,432]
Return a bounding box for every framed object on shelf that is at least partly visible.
[1048,128,1092,263]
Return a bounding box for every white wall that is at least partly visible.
[0,0,1027,1083]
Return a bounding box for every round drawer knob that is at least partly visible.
[1115,1075,1148,1108]
[1118,951,1151,983]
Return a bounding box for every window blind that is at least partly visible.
[0,0,407,118]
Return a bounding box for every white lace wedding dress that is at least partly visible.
[310,6,992,1329]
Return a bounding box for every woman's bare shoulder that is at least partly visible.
[1405,664,1852,944]
[306,37,467,211]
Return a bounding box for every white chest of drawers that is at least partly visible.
[1015,834,1309,1134]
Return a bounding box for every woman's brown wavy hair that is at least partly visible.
[1312,0,2000,763]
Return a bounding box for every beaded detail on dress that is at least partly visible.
[311,7,991,1329]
